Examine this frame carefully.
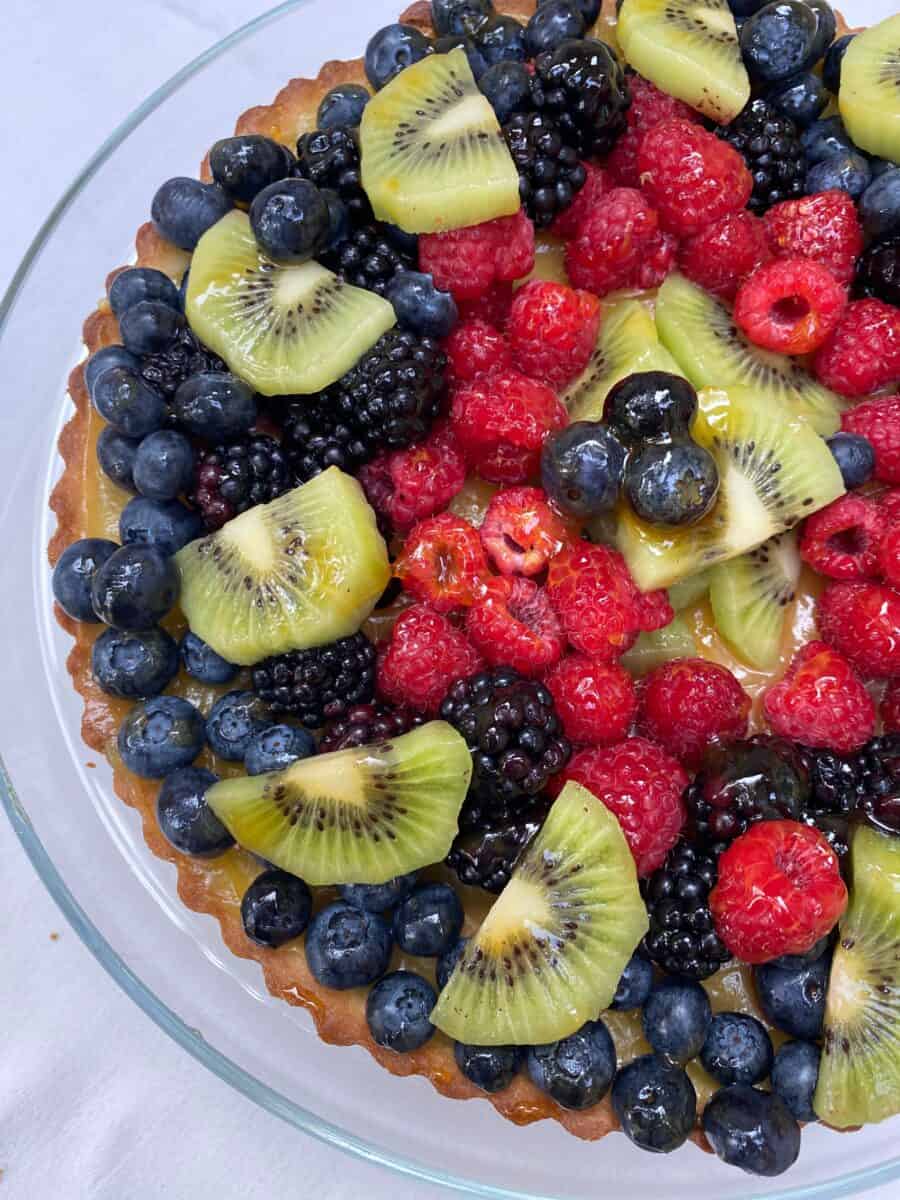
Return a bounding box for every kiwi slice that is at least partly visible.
[185,210,396,396]
[359,48,521,234]
[814,825,900,1128]
[617,385,844,590]
[709,532,800,670]
[839,15,900,164]
[206,722,472,886]
[621,613,697,675]
[431,781,648,1046]
[669,569,711,612]
[617,0,750,123]
[655,274,845,436]
[174,468,390,666]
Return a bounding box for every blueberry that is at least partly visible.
[321,188,352,250]
[339,872,418,913]
[317,83,371,130]
[109,268,182,321]
[96,427,140,492]
[700,1012,774,1086]
[755,952,828,1039]
[826,432,875,490]
[434,33,490,79]
[822,31,854,92]
[642,978,712,1062]
[527,1019,616,1109]
[393,882,464,956]
[249,178,329,263]
[132,430,194,502]
[91,544,179,630]
[740,1,821,83]
[436,936,469,989]
[538,0,601,23]
[803,0,836,64]
[151,177,233,251]
[454,1042,523,1092]
[540,421,627,518]
[244,724,316,775]
[241,868,313,948]
[771,1039,820,1122]
[870,158,896,180]
[205,690,272,761]
[366,970,437,1052]
[856,235,900,308]
[859,168,900,240]
[119,496,203,558]
[386,270,458,339]
[727,0,768,15]
[524,0,585,55]
[625,440,720,527]
[118,695,205,779]
[305,901,393,988]
[605,371,697,443]
[611,1054,697,1153]
[156,766,233,857]
[768,935,829,971]
[52,538,118,622]
[92,626,179,699]
[767,71,827,128]
[806,150,871,199]
[209,134,296,204]
[801,115,855,164]
[703,1085,801,1177]
[91,367,166,439]
[179,632,238,685]
[84,344,139,394]
[432,0,494,37]
[611,953,654,1012]
[478,60,532,124]
[474,15,527,64]
[365,24,433,91]
[172,371,256,440]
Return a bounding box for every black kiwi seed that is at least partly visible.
[664,1,738,47]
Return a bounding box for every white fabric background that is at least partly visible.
[1,2,897,1197]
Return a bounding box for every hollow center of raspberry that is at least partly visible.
[771,295,810,327]
[827,526,868,557]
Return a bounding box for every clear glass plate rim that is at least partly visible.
[2,3,900,1196]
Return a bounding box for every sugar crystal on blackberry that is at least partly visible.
[643,844,731,981]
[320,223,416,295]
[190,434,290,530]
[318,702,422,753]
[530,38,630,159]
[140,324,225,402]
[295,127,372,224]
[717,98,806,213]
[252,633,376,727]
[503,111,587,228]
[446,794,550,892]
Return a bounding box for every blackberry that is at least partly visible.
[643,844,731,982]
[802,734,900,844]
[717,98,806,213]
[140,324,225,402]
[278,394,373,482]
[855,235,900,308]
[295,127,372,224]
[439,667,571,828]
[321,224,415,295]
[446,795,550,893]
[318,702,422,753]
[251,634,376,727]
[503,111,586,228]
[189,434,290,530]
[530,38,630,160]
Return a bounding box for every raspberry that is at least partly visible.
[813,299,900,397]
[799,494,886,580]
[546,540,646,661]
[464,576,565,677]
[480,485,575,576]
[605,76,701,190]
[763,641,876,753]
[449,368,568,485]
[733,259,847,356]
[565,187,658,296]
[882,679,900,733]
[879,525,900,588]
[549,162,608,240]
[551,737,688,875]
[817,581,900,678]
[638,587,675,632]
[457,282,514,326]
[628,229,678,291]
[444,320,512,386]
[678,211,771,302]
[394,512,490,612]
[638,659,751,767]
[359,421,466,534]
[507,280,602,391]
[710,821,848,965]
[544,654,637,746]
[377,604,484,715]
[881,489,900,525]
[842,396,900,484]
[763,190,863,286]
[419,210,535,302]
[638,119,752,237]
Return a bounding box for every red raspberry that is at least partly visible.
[763,641,876,753]
[605,76,701,189]
[546,540,645,661]
[419,210,535,301]
[763,190,863,286]
[359,421,466,534]
[551,738,688,876]
[733,259,847,356]
[464,576,565,677]
[377,604,485,715]
[799,494,886,580]
[507,280,602,391]
[457,282,514,326]
[628,230,678,291]
[449,368,568,485]
[545,654,637,746]
[550,162,608,240]
[480,485,576,575]
[637,658,750,767]
[444,320,511,386]
[678,210,771,302]
[710,821,848,965]
[394,512,489,612]
[565,187,659,296]
[638,587,675,632]
[818,581,900,677]
[842,396,900,484]
[881,489,900,524]
[637,119,752,237]
[882,679,900,732]
[813,299,900,397]
[879,525,900,588]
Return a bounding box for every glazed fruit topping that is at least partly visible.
[464,576,566,677]
[394,511,490,611]
[479,485,575,576]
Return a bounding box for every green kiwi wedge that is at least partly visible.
[668,569,711,612]
[655,274,845,436]
[839,15,900,163]
[430,781,648,1046]
[617,0,750,123]
[814,825,900,1128]
[185,210,395,395]
[174,468,390,666]
[206,722,472,885]
[617,385,845,590]
[709,532,800,670]
[621,613,698,675]
[359,49,521,234]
